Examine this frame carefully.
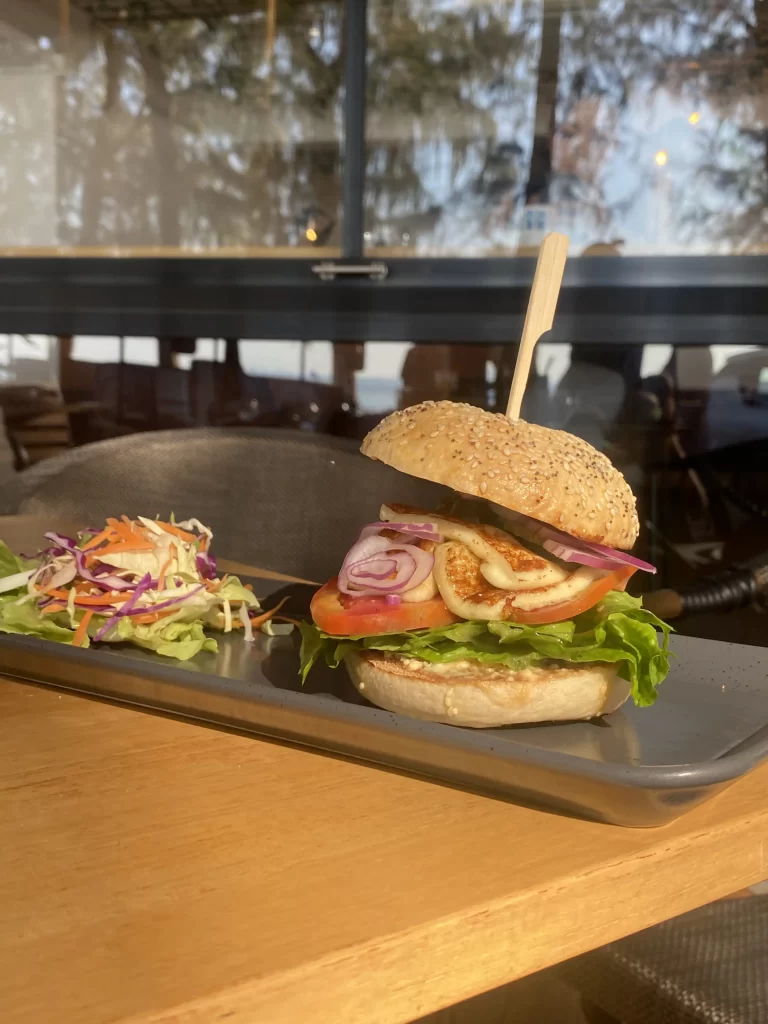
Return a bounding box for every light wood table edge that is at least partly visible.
[122,802,768,1024]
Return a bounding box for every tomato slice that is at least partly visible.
[502,567,637,625]
[311,567,637,636]
[311,580,458,637]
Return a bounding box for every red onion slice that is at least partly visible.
[358,521,442,543]
[338,535,434,596]
[196,551,217,580]
[341,550,418,594]
[43,531,78,550]
[573,537,656,571]
[73,548,135,591]
[28,555,77,594]
[541,542,627,570]
[502,509,656,574]
[348,557,399,580]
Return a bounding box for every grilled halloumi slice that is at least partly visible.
[381,503,568,591]
[433,541,608,621]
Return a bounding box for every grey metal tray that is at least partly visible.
[2,584,767,827]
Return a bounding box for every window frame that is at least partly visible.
[0,0,766,345]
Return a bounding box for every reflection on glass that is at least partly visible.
[1,335,767,642]
[366,0,542,255]
[0,2,342,251]
[365,0,768,256]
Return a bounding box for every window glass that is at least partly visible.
[0,2,343,252]
[365,0,768,257]
[2,335,766,645]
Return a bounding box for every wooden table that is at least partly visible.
[2,517,768,1024]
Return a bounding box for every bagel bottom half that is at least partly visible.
[345,651,631,728]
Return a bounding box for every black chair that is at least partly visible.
[559,896,768,1024]
[0,428,447,583]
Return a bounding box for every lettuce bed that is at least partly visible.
[300,591,672,707]
[0,541,251,661]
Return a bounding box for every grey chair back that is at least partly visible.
[560,896,768,1024]
[1,428,448,582]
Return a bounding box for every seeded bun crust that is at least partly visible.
[346,651,630,728]
[361,401,638,549]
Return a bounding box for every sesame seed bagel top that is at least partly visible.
[360,401,639,550]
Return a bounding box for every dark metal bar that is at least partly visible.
[1,256,768,343]
[342,0,368,259]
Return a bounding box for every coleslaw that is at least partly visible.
[0,516,290,660]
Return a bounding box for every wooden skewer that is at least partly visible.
[506,232,569,421]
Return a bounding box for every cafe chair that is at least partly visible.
[559,895,768,1024]
[0,385,73,471]
[0,427,446,582]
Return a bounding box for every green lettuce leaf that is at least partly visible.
[113,615,218,661]
[0,540,38,576]
[216,577,260,607]
[0,542,76,643]
[299,591,673,707]
[0,598,84,645]
[0,599,218,660]
[0,540,24,578]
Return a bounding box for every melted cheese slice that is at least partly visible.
[433,541,607,621]
[381,503,568,591]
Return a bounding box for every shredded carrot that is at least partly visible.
[248,596,290,629]
[244,583,254,592]
[81,526,116,551]
[76,593,132,606]
[155,521,197,544]
[274,616,302,626]
[97,540,154,556]
[120,515,136,530]
[108,516,132,537]
[133,610,176,625]
[105,518,154,548]
[72,609,94,647]
[41,602,66,616]
[158,556,172,591]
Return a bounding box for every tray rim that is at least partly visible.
[2,631,768,791]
